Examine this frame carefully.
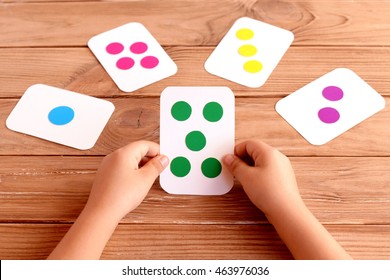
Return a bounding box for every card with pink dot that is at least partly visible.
[160,87,235,195]
[204,17,294,88]
[275,68,386,145]
[88,22,177,92]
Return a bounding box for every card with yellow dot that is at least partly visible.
[160,86,235,195]
[205,17,294,88]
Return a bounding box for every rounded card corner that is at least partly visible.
[274,100,282,111]
[288,30,295,41]
[218,182,235,196]
[247,81,265,89]
[117,84,133,93]
[87,37,95,47]
[5,116,13,130]
[78,145,94,151]
[170,64,179,75]
[221,86,234,94]
[237,16,251,23]
[107,101,116,112]
[334,67,354,75]
[204,60,212,72]
[307,138,328,146]
[159,180,174,195]
[379,96,386,108]
[160,87,172,98]
[131,22,145,27]
[219,188,233,196]
[27,83,44,91]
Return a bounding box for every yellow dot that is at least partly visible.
[238,44,257,57]
[236,28,254,40]
[244,60,263,73]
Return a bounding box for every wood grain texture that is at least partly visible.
[1,156,390,225]
[1,0,389,260]
[0,47,389,98]
[1,97,389,156]
[1,0,390,47]
[0,223,389,260]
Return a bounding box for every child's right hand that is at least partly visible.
[223,139,304,220]
[224,139,352,259]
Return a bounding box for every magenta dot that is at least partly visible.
[140,56,159,69]
[318,107,340,124]
[322,86,344,101]
[116,57,135,70]
[130,42,148,54]
[106,42,124,55]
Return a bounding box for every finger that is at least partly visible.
[234,139,273,166]
[119,140,160,165]
[222,154,251,182]
[139,156,153,168]
[140,154,170,180]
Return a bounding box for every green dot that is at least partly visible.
[203,102,223,122]
[238,44,257,57]
[185,131,206,151]
[201,158,222,178]
[236,28,254,40]
[170,157,191,177]
[243,60,263,73]
[171,101,192,121]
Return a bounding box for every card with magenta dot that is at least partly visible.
[160,87,235,195]
[6,84,115,150]
[275,68,386,145]
[204,17,294,88]
[88,22,177,92]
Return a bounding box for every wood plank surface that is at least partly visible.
[1,97,389,156]
[1,0,390,47]
[1,156,390,225]
[0,0,389,260]
[1,223,389,260]
[1,47,389,98]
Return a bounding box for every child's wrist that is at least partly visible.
[264,198,308,226]
[82,202,123,226]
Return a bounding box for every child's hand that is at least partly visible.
[223,139,302,219]
[85,140,169,222]
[223,140,352,259]
[48,141,169,259]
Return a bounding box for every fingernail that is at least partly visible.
[223,154,234,166]
[159,155,169,168]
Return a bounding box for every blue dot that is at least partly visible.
[48,106,75,125]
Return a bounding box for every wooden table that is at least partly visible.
[0,0,389,260]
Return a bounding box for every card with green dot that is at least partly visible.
[160,86,235,195]
[204,17,294,88]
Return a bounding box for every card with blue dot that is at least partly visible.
[160,86,235,195]
[275,68,386,145]
[6,84,115,150]
[205,17,294,88]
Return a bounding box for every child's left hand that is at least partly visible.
[84,140,169,222]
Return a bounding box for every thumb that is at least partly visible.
[223,154,250,182]
[140,155,169,180]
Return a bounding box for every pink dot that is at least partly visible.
[130,42,148,54]
[318,107,340,124]
[116,57,135,70]
[322,86,344,101]
[141,56,159,69]
[106,42,124,55]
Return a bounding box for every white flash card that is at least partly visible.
[160,87,235,195]
[275,68,386,145]
[205,17,294,88]
[88,22,177,92]
[6,84,115,150]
